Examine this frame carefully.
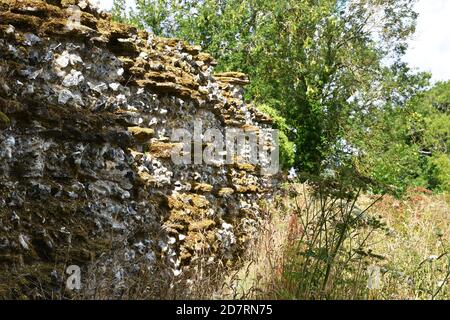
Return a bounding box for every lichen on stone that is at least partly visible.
[0,0,275,299]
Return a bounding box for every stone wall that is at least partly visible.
[0,0,275,298]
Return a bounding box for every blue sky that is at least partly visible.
[96,0,450,82]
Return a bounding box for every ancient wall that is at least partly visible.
[0,0,275,298]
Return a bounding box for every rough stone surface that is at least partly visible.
[0,0,275,298]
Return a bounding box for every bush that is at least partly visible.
[427,153,450,193]
[257,104,295,170]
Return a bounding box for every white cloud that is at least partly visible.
[404,0,450,82]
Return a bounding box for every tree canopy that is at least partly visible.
[112,0,449,195]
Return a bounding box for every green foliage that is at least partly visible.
[427,153,450,193]
[423,114,450,154]
[114,0,419,172]
[257,104,295,169]
[130,0,174,36]
[409,81,450,192]
[353,79,450,195]
[113,0,448,195]
[111,0,127,23]
[369,143,424,195]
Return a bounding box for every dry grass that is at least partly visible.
[216,201,289,299]
[217,184,450,300]
[360,189,450,299]
[31,184,448,300]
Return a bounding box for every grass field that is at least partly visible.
[218,185,450,300]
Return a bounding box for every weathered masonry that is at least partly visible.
[0,0,275,298]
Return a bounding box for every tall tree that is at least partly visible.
[114,0,423,177]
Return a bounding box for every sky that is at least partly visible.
[403,0,450,83]
[96,0,450,83]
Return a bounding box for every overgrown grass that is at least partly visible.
[219,184,449,300]
[35,183,448,300]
